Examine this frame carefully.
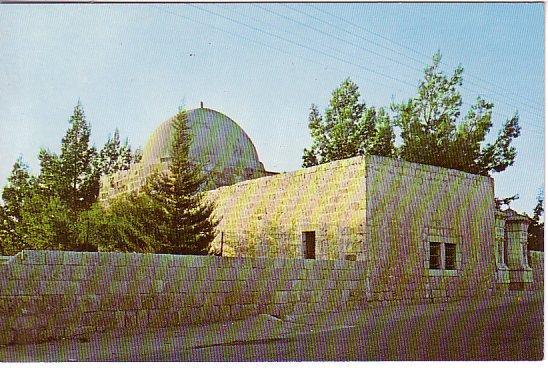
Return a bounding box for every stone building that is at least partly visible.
[99,107,271,201]
[100,106,536,290]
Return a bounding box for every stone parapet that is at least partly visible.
[0,249,502,346]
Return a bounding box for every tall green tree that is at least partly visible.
[144,108,218,254]
[528,189,544,252]
[303,78,396,167]
[393,52,521,176]
[99,129,135,175]
[0,158,34,254]
[38,102,99,211]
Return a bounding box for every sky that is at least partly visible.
[0,3,544,214]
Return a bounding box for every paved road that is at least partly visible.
[1,291,543,361]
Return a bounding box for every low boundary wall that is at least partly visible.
[0,250,541,345]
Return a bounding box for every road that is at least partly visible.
[1,291,543,361]
[156,293,544,361]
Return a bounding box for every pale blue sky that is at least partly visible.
[0,3,544,214]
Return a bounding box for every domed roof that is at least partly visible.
[141,107,265,172]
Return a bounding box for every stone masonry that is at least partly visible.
[207,155,503,293]
[2,248,542,346]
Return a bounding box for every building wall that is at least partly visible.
[207,156,367,259]
[207,155,500,302]
[363,155,497,297]
[0,249,501,346]
[99,161,269,202]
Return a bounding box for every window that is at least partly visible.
[302,231,316,259]
[429,242,441,269]
[445,243,456,270]
[428,240,459,275]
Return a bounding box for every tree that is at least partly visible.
[495,194,519,210]
[133,147,143,164]
[528,189,544,251]
[143,108,218,254]
[303,78,396,167]
[0,158,35,254]
[393,52,521,176]
[78,196,159,253]
[98,129,135,175]
[38,102,99,211]
[19,193,79,251]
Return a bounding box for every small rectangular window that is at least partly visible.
[303,231,316,259]
[445,243,456,270]
[429,242,441,269]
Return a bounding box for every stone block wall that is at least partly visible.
[207,156,367,259]
[364,155,497,298]
[207,155,498,299]
[0,249,501,345]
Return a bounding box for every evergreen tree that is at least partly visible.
[528,189,544,251]
[1,157,34,223]
[38,102,99,211]
[99,129,134,175]
[393,52,521,176]
[144,108,217,254]
[133,147,143,164]
[0,158,34,253]
[303,78,396,167]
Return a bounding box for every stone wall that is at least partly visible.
[208,155,497,293]
[0,249,501,345]
[364,155,497,297]
[207,156,367,259]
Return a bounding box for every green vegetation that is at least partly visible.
[303,53,544,248]
[0,104,217,255]
[303,53,521,177]
[81,109,218,254]
[0,53,539,255]
[0,103,141,255]
[302,78,396,167]
[528,190,544,252]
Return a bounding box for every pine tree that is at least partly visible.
[0,158,34,253]
[528,189,544,251]
[302,78,396,167]
[393,52,521,176]
[1,157,34,222]
[38,102,99,211]
[144,108,217,254]
[99,129,134,175]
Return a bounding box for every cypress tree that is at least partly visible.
[145,108,217,254]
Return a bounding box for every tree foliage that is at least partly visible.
[304,54,522,178]
[37,103,100,211]
[143,108,218,254]
[78,196,159,253]
[528,189,544,252]
[393,52,521,176]
[99,129,135,175]
[0,102,137,254]
[303,78,396,167]
[0,158,34,254]
[78,108,218,255]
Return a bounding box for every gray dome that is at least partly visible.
[141,108,265,173]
